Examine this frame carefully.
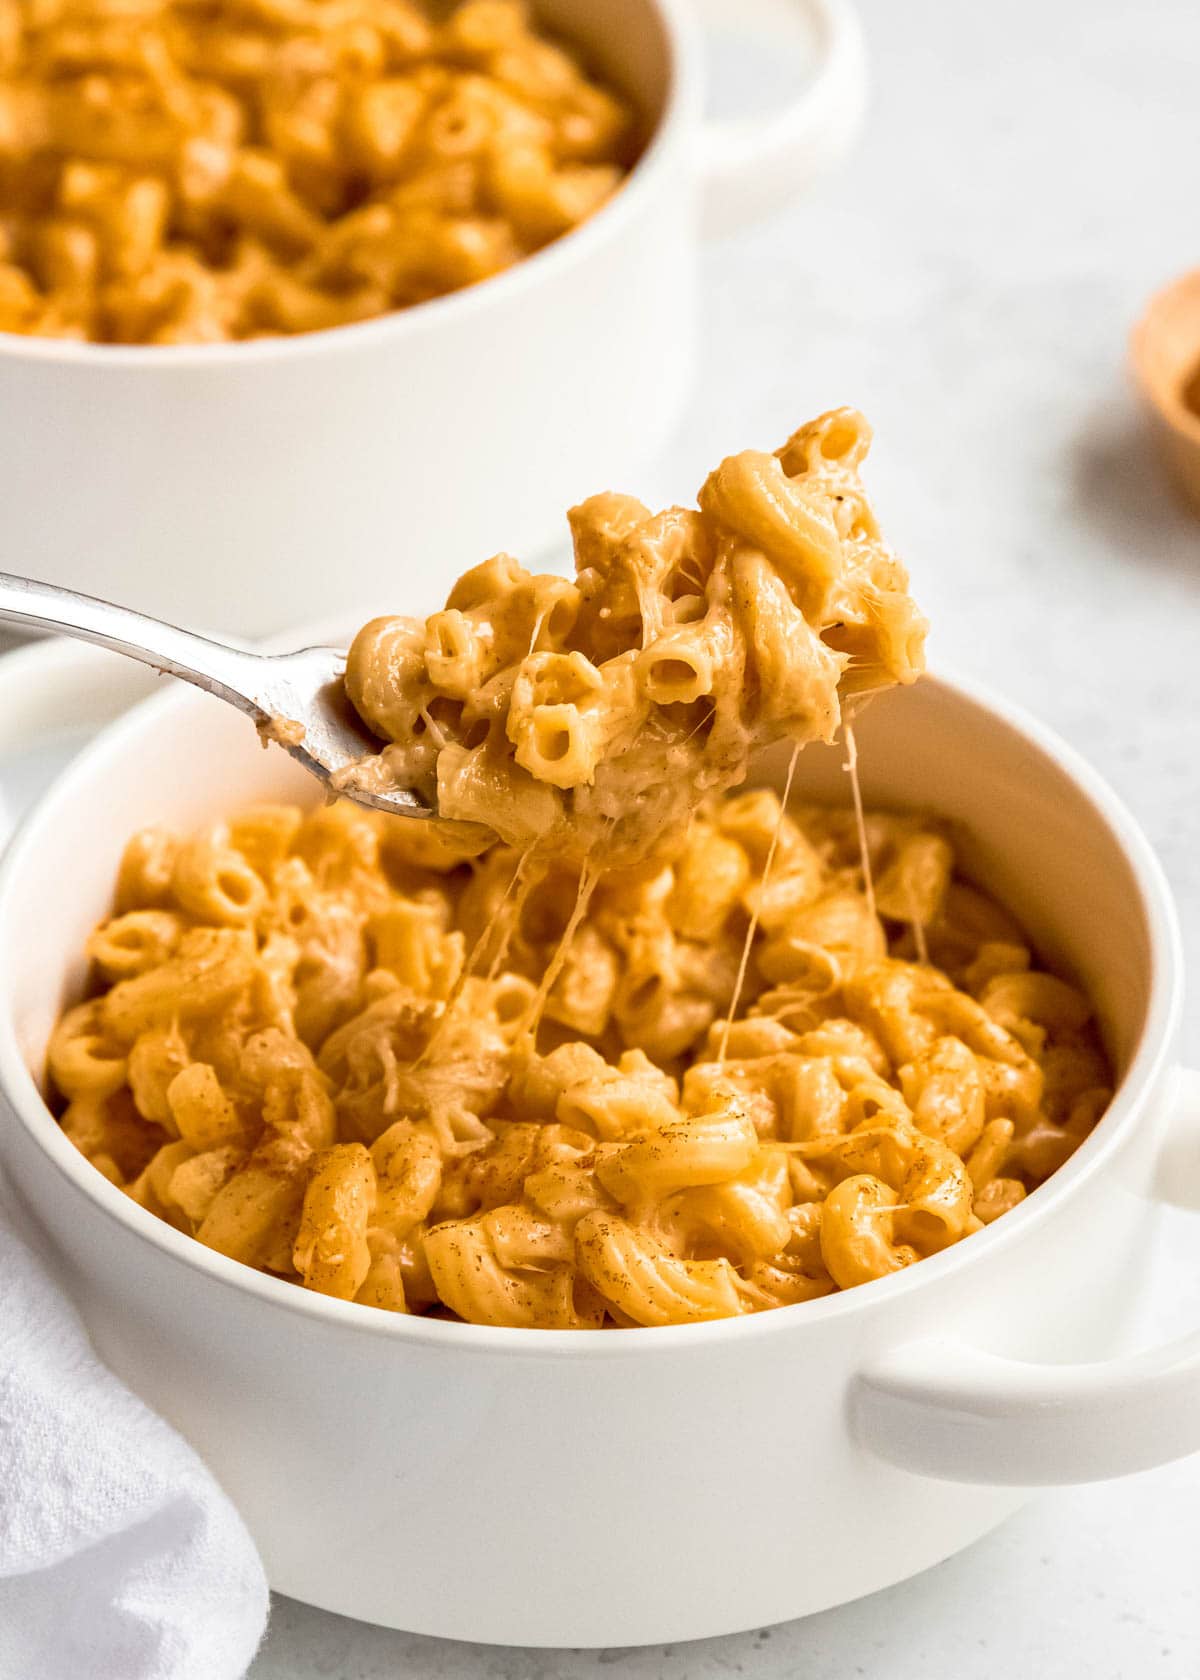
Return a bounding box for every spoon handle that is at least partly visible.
[0,571,264,716]
[0,571,436,822]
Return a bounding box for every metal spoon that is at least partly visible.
[0,572,434,819]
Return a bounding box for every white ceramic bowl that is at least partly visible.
[0,0,866,637]
[1,669,1198,1647]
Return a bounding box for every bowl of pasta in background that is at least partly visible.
[0,0,865,638]
[0,664,1198,1647]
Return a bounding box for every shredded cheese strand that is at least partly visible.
[416,847,530,1069]
[716,741,802,1065]
[843,719,876,923]
[517,851,602,1040]
[906,878,931,967]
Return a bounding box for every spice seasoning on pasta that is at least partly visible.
[0,0,634,344]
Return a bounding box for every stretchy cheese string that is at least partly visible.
[527,608,548,657]
[906,878,931,967]
[716,740,802,1066]
[484,851,536,986]
[418,704,452,749]
[843,718,876,922]
[414,846,530,1070]
[516,849,603,1039]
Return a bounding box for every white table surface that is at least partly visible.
[0,5,1195,1676]
[258,0,1193,1670]
[0,6,1189,1673]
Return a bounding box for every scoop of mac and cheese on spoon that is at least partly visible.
[340,407,927,862]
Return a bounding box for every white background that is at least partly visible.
[252,0,1200,1672]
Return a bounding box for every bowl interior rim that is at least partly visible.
[0,664,1182,1356]
[0,0,697,370]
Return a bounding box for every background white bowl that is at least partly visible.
[0,0,866,637]
[0,668,1196,1645]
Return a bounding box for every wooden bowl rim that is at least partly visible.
[1130,267,1200,447]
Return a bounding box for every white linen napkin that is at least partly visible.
[0,644,268,1678]
[0,1201,269,1679]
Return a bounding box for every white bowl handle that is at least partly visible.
[696,0,868,238]
[852,1066,1200,1485]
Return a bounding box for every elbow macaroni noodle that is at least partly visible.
[0,0,633,343]
[48,411,1112,1327]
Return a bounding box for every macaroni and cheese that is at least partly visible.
[49,794,1112,1327]
[341,407,928,862]
[0,0,633,343]
[47,407,1112,1327]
